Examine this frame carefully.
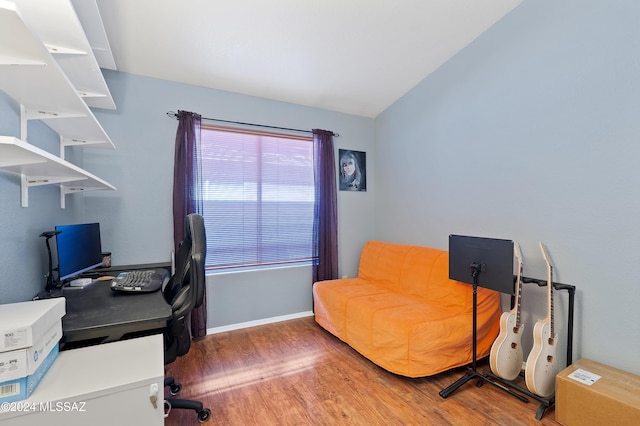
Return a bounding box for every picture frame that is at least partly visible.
[338,149,366,191]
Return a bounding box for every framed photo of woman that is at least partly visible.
[338,149,366,191]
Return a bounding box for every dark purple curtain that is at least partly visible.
[312,129,339,282]
[173,110,207,339]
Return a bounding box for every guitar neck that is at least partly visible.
[540,242,554,336]
[514,242,524,328]
[548,263,554,336]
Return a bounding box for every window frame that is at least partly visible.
[199,124,316,271]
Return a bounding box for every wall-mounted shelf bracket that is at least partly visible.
[20,173,86,208]
[1,136,116,208]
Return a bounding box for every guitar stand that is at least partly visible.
[439,264,528,403]
[482,370,553,420]
[482,277,576,421]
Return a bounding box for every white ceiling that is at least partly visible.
[96,0,523,118]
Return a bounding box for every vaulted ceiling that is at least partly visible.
[97,0,523,118]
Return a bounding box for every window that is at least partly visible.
[200,126,315,270]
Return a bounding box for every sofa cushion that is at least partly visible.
[345,292,421,356]
[358,241,476,311]
[313,278,389,340]
[371,303,469,376]
[371,299,499,376]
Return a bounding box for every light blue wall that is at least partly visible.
[89,71,376,327]
[375,0,640,374]
[0,69,374,324]
[0,92,81,303]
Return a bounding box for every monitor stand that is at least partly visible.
[34,288,64,300]
[40,230,61,292]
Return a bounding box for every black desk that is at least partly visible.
[60,270,172,350]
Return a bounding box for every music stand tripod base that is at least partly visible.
[439,369,485,398]
[439,261,528,403]
[439,261,483,395]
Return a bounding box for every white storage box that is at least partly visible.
[0,298,65,353]
[0,344,59,403]
[0,321,62,383]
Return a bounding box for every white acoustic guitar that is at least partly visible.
[489,241,525,381]
[525,242,558,398]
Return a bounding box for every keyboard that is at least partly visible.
[110,268,169,293]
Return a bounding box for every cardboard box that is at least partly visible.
[0,298,65,352]
[556,358,640,425]
[0,343,59,403]
[0,321,62,383]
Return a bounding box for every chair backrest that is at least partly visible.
[163,213,207,363]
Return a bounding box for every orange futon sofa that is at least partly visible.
[313,240,501,378]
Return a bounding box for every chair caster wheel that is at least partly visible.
[169,383,182,395]
[198,408,211,423]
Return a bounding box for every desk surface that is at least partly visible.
[61,278,171,348]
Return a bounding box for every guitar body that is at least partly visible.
[525,242,559,398]
[490,311,524,380]
[490,241,525,381]
[525,320,558,398]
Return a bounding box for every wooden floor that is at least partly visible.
[164,316,561,425]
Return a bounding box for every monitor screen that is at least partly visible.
[55,223,103,281]
[449,234,514,295]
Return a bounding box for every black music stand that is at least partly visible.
[439,235,526,401]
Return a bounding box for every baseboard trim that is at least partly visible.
[206,311,314,335]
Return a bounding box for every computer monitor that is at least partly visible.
[55,222,103,282]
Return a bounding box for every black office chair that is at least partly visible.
[163,213,211,423]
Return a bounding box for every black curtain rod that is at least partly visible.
[166,111,339,137]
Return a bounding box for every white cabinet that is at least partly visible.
[0,335,165,426]
[0,0,116,207]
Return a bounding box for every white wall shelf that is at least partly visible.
[0,1,115,149]
[12,0,116,110]
[0,136,116,208]
[71,0,117,71]
[0,0,117,208]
